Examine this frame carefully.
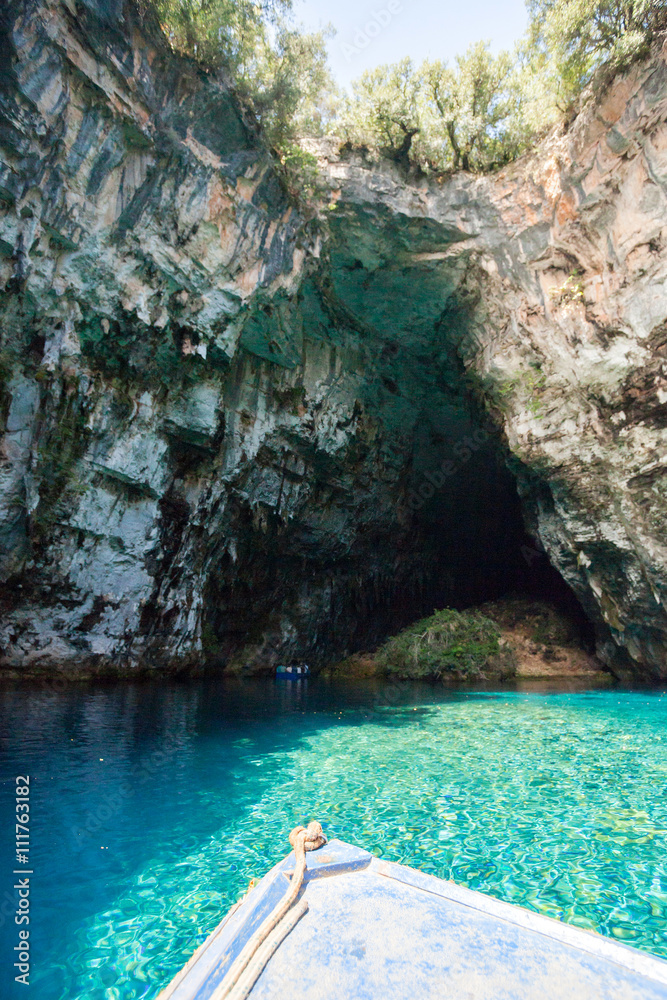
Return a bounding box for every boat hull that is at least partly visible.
[158,838,667,999]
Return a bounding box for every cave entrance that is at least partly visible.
[201,230,597,668]
[309,206,596,660]
[398,408,595,649]
[200,407,594,670]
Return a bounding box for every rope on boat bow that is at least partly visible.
[212,821,327,1000]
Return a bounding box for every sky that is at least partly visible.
[293,0,529,89]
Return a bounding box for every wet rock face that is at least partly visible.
[0,1,666,679]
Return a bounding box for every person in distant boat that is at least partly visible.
[276,662,309,677]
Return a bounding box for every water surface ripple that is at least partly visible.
[1,681,666,999]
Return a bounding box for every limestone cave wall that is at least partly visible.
[1,0,666,679]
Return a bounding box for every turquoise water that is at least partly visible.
[1,679,667,999]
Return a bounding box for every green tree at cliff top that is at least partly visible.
[153,0,288,74]
[529,0,667,102]
[339,58,421,167]
[338,1,666,172]
[151,0,667,181]
[419,44,517,172]
[152,0,336,176]
[339,42,556,173]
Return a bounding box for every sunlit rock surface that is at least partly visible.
[1,0,666,678]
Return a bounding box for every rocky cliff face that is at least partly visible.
[1,0,666,679]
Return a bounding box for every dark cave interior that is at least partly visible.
[202,395,594,670]
[202,208,596,670]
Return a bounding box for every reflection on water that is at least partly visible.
[0,678,666,999]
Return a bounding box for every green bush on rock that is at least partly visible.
[375,608,515,681]
[146,0,336,196]
[528,0,667,105]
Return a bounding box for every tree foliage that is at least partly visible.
[247,24,336,158]
[153,0,287,74]
[419,44,517,171]
[529,0,667,102]
[340,58,421,166]
[338,1,667,174]
[148,0,667,186]
[338,43,541,173]
[151,0,336,183]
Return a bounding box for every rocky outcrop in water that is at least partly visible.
[1,0,666,679]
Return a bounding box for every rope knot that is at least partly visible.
[214,821,327,999]
[289,820,327,852]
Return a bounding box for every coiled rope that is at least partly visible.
[211,821,327,1000]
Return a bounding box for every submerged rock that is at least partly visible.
[0,0,666,680]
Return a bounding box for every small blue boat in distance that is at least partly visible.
[157,834,667,1000]
[275,663,309,679]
